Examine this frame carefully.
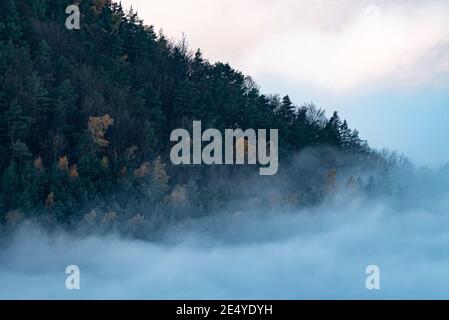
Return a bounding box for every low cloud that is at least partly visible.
[1,166,449,299]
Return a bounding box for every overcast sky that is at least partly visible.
[121,0,449,167]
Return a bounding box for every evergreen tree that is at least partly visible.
[34,40,53,81]
[5,99,33,145]
[277,95,296,124]
[323,111,343,146]
[52,79,77,137]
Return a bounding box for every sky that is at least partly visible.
[121,0,449,167]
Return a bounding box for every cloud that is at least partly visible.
[121,0,449,92]
[1,166,449,299]
[269,1,449,91]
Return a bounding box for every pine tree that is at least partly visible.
[278,95,296,124]
[1,163,21,208]
[1,0,23,43]
[323,111,343,146]
[53,79,77,137]
[25,72,50,119]
[340,120,352,151]
[11,140,31,164]
[5,99,32,145]
[34,40,53,80]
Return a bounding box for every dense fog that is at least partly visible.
[1,163,448,299]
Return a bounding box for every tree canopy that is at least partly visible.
[0,0,394,236]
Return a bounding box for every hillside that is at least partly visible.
[0,0,391,236]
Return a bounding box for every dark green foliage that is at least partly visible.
[0,0,389,232]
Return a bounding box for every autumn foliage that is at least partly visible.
[88,114,114,149]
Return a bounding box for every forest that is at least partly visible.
[0,0,403,238]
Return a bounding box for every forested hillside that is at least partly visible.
[0,0,396,236]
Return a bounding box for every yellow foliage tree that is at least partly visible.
[69,165,79,179]
[102,211,118,224]
[58,156,69,171]
[6,210,23,227]
[88,114,114,148]
[236,137,256,158]
[34,157,43,171]
[120,166,128,177]
[134,162,151,178]
[129,214,145,226]
[164,185,189,206]
[100,156,109,169]
[84,210,97,224]
[325,169,337,193]
[45,192,55,209]
[153,156,169,186]
[346,176,359,192]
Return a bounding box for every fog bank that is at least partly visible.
[0,166,449,299]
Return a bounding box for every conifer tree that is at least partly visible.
[278,95,296,124]
[5,99,32,145]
